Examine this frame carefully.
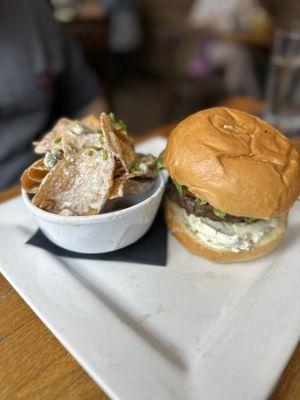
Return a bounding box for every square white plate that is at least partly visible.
[1,137,300,400]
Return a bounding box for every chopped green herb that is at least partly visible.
[98,129,104,144]
[81,144,87,149]
[108,112,127,134]
[213,208,226,219]
[172,179,188,196]
[156,151,165,171]
[108,112,116,123]
[195,198,207,205]
[102,149,108,160]
[130,165,139,173]
[244,217,257,224]
[129,156,139,173]
[68,142,78,152]
[54,136,62,144]
[116,119,127,133]
[88,149,94,157]
[91,146,101,151]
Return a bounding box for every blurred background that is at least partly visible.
[2,0,300,189]
[49,0,300,130]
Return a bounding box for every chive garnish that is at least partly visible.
[129,157,139,173]
[108,112,127,134]
[102,149,108,160]
[92,146,101,151]
[54,137,62,144]
[68,142,78,151]
[98,129,104,144]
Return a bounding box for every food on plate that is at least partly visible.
[32,149,115,216]
[21,113,158,216]
[21,159,50,194]
[162,107,300,263]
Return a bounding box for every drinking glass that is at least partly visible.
[265,28,300,136]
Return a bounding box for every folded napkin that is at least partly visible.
[27,208,167,266]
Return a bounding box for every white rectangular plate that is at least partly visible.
[1,137,300,400]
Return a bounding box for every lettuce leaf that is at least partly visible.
[172,179,188,196]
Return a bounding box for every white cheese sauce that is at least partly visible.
[176,204,283,253]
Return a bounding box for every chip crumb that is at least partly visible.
[59,209,76,216]
[70,123,84,135]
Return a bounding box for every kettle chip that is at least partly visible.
[100,113,135,171]
[22,113,158,216]
[21,159,50,194]
[32,147,115,215]
[34,118,75,154]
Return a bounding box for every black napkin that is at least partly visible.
[26,208,167,266]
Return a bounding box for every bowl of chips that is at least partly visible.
[21,174,165,253]
[21,113,166,253]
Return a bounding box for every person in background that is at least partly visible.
[186,0,271,96]
[98,0,142,80]
[0,0,106,191]
[99,0,141,54]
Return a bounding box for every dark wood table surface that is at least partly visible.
[1,104,300,399]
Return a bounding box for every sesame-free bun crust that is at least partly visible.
[165,198,287,263]
[164,107,300,220]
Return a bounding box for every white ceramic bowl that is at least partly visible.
[22,174,165,253]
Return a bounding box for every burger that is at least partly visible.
[163,107,300,263]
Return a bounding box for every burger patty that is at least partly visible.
[166,182,253,223]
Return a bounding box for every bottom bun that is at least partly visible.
[164,198,287,263]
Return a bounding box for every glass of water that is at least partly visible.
[265,28,300,137]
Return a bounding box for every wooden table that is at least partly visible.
[1,119,300,399]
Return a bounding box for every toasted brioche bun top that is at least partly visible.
[164,107,300,219]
